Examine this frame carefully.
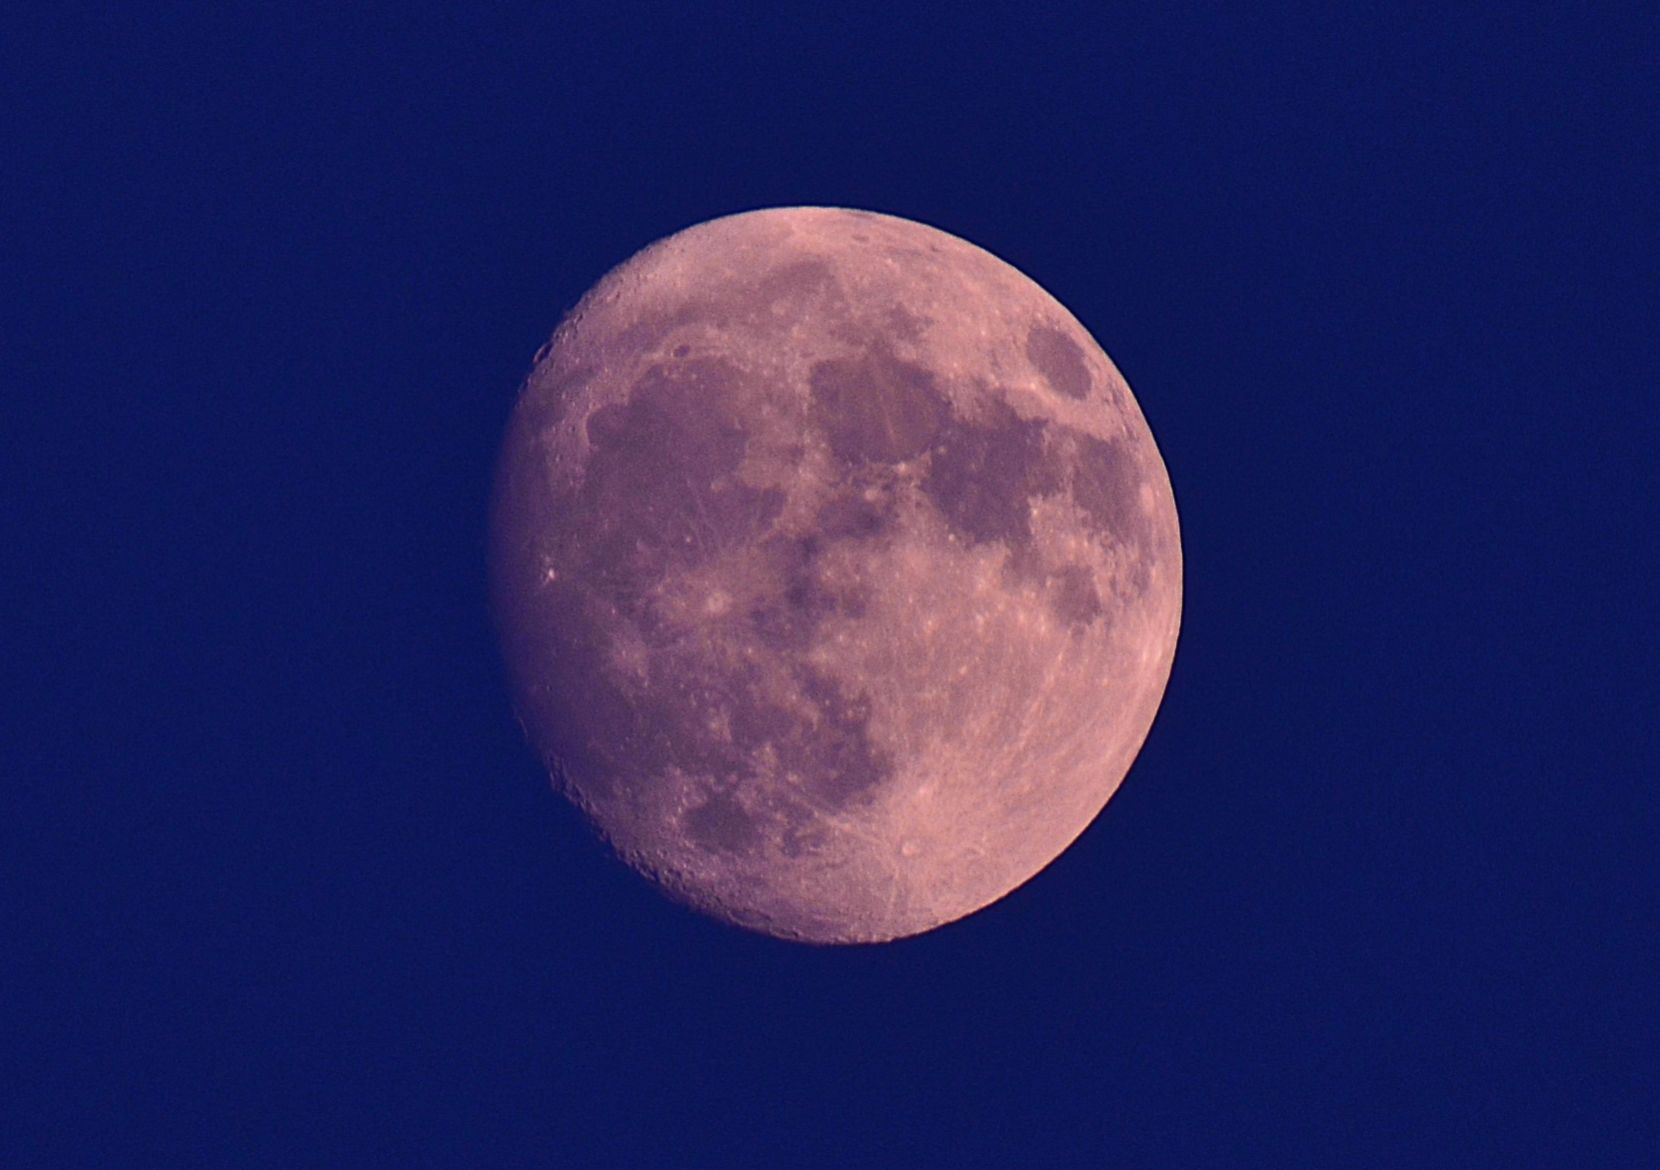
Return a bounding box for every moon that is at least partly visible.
[490,207,1181,943]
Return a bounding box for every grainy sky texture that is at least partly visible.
[8,6,1657,1167]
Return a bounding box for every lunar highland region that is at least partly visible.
[490,207,1181,943]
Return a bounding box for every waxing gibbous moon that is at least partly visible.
[490,207,1181,943]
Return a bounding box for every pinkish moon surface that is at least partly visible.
[490,207,1181,943]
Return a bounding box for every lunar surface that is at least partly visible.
[490,207,1181,943]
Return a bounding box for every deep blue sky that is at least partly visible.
[8,5,1657,1166]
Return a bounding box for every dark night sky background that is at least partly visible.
[8,5,1658,1166]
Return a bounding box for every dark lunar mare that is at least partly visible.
[1025,323,1094,401]
[923,397,1050,548]
[496,349,900,868]
[577,357,784,602]
[809,349,945,464]
[914,396,1123,628]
